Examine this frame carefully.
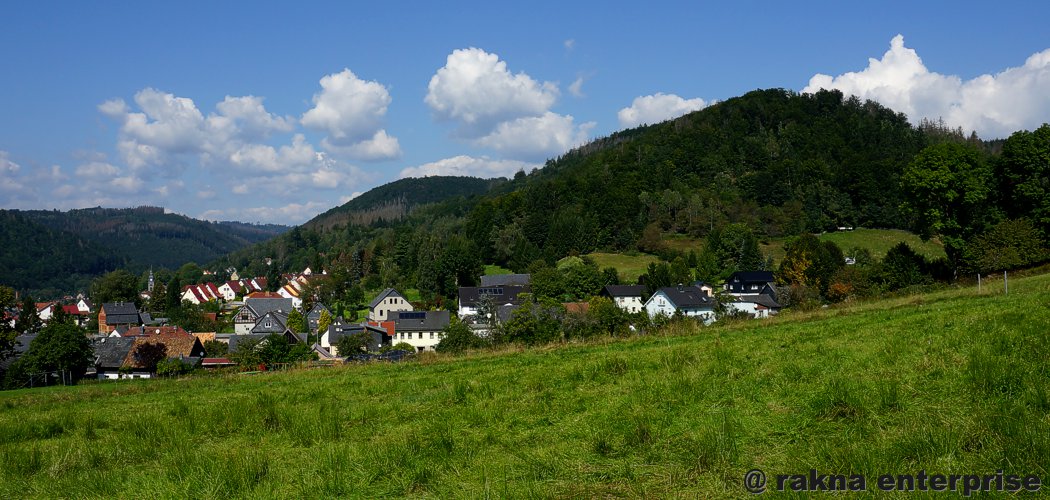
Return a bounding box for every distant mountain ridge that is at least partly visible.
[0,206,289,296]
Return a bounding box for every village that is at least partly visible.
[4,268,781,381]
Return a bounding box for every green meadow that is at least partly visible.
[1,274,1048,498]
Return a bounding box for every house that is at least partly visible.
[76,298,93,314]
[61,305,89,327]
[645,285,716,323]
[277,283,303,309]
[250,311,293,337]
[234,297,293,334]
[724,294,782,318]
[562,302,590,315]
[306,303,331,333]
[457,285,529,319]
[724,271,777,297]
[36,302,56,322]
[181,283,222,305]
[93,333,205,379]
[479,273,531,287]
[0,334,35,373]
[218,280,244,301]
[602,285,645,314]
[321,322,390,356]
[389,310,450,352]
[367,288,413,322]
[98,302,143,335]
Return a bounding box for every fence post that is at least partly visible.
[977,273,981,293]
[1004,271,1008,295]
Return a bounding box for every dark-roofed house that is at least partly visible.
[724,271,776,297]
[251,311,291,336]
[480,273,531,287]
[235,297,294,334]
[93,337,137,379]
[368,288,413,322]
[306,303,331,333]
[725,294,782,318]
[321,322,390,356]
[458,285,530,319]
[98,302,142,335]
[644,285,716,323]
[390,310,450,352]
[0,334,36,373]
[602,285,646,313]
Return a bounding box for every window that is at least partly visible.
[430,332,434,339]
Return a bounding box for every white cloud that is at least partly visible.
[74,161,120,177]
[301,69,401,161]
[426,47,559,136]
[618,92,709,128]
[564,39,575,51]
[804,34,1050,139]
[209,95,294,141]
[399,155,538,179]
[321,129,401,161]
[569,77,585,98]
[110,175,144,192]
[200,201,336,225]
[475,112,595,161]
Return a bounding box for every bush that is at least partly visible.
[156,358,193,377]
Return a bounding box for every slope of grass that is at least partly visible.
[1,274,1048,497]
[761,228,946,264]
[585,252,661,283]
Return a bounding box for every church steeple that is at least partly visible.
[148,267,155,293]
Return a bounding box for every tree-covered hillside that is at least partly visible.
[0,207,288,296]
[212,89,1046,307]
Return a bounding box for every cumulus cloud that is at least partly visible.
[426,48,559,135]
[618,93,709,128]
[475,112,595,161]
[74,161,120,177]
[426,47,593,160]
[804,34,1050,139]
[399,155,538,179]
[301,69,401,160]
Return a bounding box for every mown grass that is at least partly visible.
[586,252,661,283]
[1,274,1048,498]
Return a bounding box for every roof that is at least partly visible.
[223,281,243,293]
[61,305,86,315]
[93,337,137,369]
[245,291,282,299]
[123,325,191,337]
[307,303,330,319]
[193,332,216,343]
[228,334,269,352]
[326,323,389,345]
[36,302,54,312]
[101,302,141,325]
[369,288,405,309]
[121,334,204,368]
[604,285,645,298]
[732,294,782,309]
[727,271,775,284]
[563,302,590,314]
[479,274,531,287]
[244,297,294,318]
[655,286,715,309]
[391,310,450,332]
[0,334,36,370]
[251,311,290,334]
[458,285,530,308]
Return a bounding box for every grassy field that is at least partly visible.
[585,252,661,283]
[1,274,1048,497]
[761,228,946,264]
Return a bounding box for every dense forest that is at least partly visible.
[216,88,1049,307]
[0,206,288,296]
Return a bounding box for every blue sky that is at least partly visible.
[2,1,1048,224]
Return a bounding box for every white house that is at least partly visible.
[645,285,716,324]
[367,288,413,322]
[602,285,645,314]
[218,280,244,301]
[457,285,529,319]
[389,310,450,352]
[724,294,781,318]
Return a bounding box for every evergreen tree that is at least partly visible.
[15,296,41,335]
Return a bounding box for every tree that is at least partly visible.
[880,242,931,290]
[266,264,281,292]
[964,219,1047,273]
[436,316,486,354]
[286,309,307,334]
[997,124,1050,237]
[91,270,141,307]
[156,357,194,377]
[133,342,168,373]
[336,332,371,356]
[777,234,844,297]
[0,286,16,365]
[588,296,628,336]
[164,275,182,317]
[6,321,94,386]
[500,302,563,346]
[203,339,229,358]
[901,142,992,270]
[176,262,204,285]
[316,309,333,336]
[15,296,41,335]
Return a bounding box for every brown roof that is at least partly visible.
[563,302,590,314]
[122,333,203,369]
[123,325,191,337]
[246,291,282,299]
[193,332,216,343]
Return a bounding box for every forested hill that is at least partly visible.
[1,206,288,296]
[305,176,503,230]
[219,88,973,285]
